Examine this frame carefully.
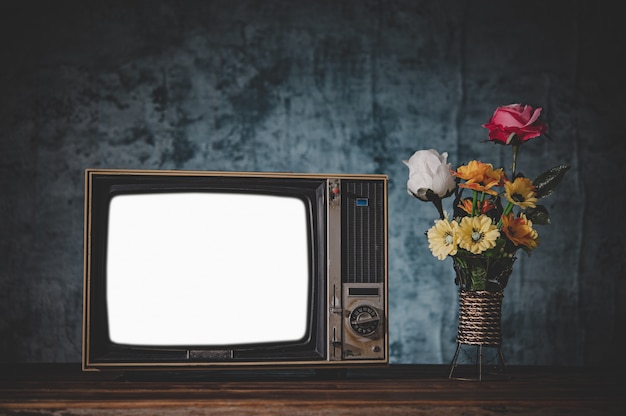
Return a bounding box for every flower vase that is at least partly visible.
[448,255,515,381]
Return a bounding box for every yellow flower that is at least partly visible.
[502,213,539,250]
[457,215,500,254]
[504,177,537,209]
[427,219,459,260]
[455,160,504,196]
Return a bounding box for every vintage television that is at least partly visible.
[82,169,388,373]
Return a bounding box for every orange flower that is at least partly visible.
[457,198,496,215]
[454,160,504,195]
[458,181,500,196]
[454,160,488,181]
[501,213,539,250]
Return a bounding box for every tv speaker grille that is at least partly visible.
[342,180,385,284]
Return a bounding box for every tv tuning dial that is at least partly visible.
[349,305,380,337]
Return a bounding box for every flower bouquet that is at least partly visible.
[404,104,569,292]
[405,104,570,379]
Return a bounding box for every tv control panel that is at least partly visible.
[327,178,387,362]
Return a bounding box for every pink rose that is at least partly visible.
[482,104,547,144]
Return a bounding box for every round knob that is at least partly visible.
[349,305,380,337]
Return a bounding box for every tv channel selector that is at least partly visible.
[349,304,380,337]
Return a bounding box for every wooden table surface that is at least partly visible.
[0,364,623,415]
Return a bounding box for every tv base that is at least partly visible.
[118,368,349,382]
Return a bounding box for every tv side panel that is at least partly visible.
[327,177,388,363]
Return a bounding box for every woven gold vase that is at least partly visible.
[448,290,508,381]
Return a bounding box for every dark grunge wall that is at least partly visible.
[1,0,624,365]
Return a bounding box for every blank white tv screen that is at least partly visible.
[106,192,310,346]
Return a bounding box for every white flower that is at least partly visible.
[403,149,456,201]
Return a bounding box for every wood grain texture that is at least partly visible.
[1,364,623,415]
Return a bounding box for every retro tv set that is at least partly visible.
[82,169,388,374]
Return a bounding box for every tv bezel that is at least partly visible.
[83,169,389,372]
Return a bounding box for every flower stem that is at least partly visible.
[471,191,478,216]
[511,143,519,178]
[497,201,515,228]
[432,195,445,220]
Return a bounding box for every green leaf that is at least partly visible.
[482,238,506,257]
[526,205,551,225]
[470,267,487,290]
[533,165,570,198]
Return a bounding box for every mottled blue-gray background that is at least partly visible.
[1,0,624,365]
